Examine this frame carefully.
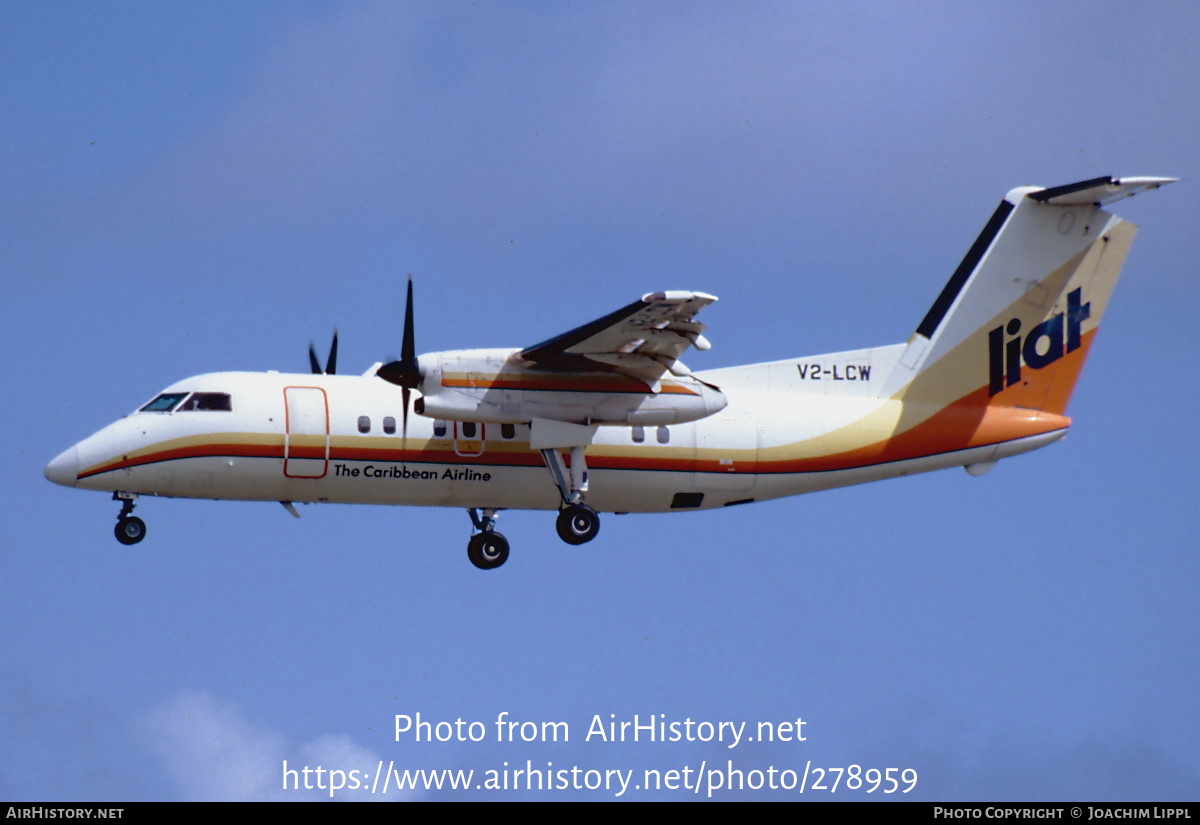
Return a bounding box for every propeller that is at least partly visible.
[377,277,420,439]
[308,330,339,375]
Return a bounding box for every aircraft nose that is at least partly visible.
[44,445,79,487]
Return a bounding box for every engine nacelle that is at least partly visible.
[413,349,726,426]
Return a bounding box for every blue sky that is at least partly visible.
[4,1,1197,800]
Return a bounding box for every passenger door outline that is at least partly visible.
[283,386,330,478]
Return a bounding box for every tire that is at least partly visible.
[467,532,509,570]
[555,504,600,545]
[115,516,147,546]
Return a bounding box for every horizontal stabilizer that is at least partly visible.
[1028,175,1177,206]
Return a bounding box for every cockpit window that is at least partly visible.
[177,392,232,412]
[139,392,232,413]
[139,393,189,412]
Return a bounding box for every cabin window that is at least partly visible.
[139,393,188,412]
[501,423,515,440]
[383,416,396,434]
[433,420,448,438]
[656,426,670,444]
[461,422,477,438]
[631,426,645,443]
[357,416,371,434]
[176,392,232,412]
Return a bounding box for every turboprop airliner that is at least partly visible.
[44,175,1174,569]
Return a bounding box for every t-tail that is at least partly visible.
[695,175,1174,478]
[887,176,1176,431]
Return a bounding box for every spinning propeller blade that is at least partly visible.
[308,330,339,375]
[326,330,338,376]
[376,276,420,441]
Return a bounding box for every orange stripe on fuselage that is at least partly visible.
[439,374,698,395]
[78,408,1061,480]
[752,389,1068,474]
[78,441,283,479]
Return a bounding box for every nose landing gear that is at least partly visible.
[112,492,146,546]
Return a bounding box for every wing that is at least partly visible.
[517,291,717,386]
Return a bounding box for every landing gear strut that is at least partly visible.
[540,446,602,545]
[466,508,508,570]
[113,492,146,546]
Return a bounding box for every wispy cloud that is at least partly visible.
[140,691,414,801]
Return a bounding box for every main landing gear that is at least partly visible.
[112,492,146,546]
[556,503,600,545]
[462,447,603,570]
[540,446,602,547]
[466,508,509,570]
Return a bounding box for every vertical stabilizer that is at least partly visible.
[887,176,1175,415]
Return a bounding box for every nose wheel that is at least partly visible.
[115,516,147,545]
[112,493,146,545]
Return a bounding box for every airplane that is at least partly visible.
[44,175,1175,570]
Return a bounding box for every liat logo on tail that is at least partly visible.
[987,288,1090,396]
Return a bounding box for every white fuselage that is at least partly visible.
[46,365,1066,515]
